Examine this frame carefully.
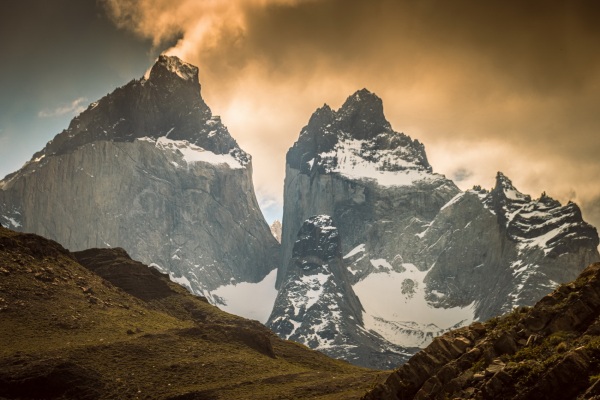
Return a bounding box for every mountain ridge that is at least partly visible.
[273,87,599,368]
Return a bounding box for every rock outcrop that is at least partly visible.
[270,220,282,243]
[274,88,599,367]
[363,262,600,400]
[268,215,411,369]
[0,56,279,305]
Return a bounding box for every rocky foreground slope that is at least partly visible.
[0,56,279,313]
[363,261,600,400]
[0,225,384,399]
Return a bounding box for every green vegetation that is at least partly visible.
[0,227,385,399]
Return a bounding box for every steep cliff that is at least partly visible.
[0,56,279,310]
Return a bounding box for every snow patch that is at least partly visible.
[343,243,366,259]
[441,192,465,211]
[354,263,475,347]
[170,274,193,291]
[138,137,244,169]
[370,258,393,271]
[1,216,21,228]
[319,138,443,187]
[211,269,279,323]
[300,272,329,310]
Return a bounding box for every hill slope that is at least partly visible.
[0,226,384,400]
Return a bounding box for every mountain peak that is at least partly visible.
[493,171,530,202]
[337,88,391,138]
[287,89,433,179]
[343,88,379,106]
[21,55,249,163]
[148,55,199,83]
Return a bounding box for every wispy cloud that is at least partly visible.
[38,97,88,118]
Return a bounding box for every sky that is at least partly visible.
[1,0,600,227]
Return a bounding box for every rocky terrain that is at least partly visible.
[268,215,412,369]
[0,56,279,312]
[363,261,600,400]
[272,88,599,367]
[0,225,384,399]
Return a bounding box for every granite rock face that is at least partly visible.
[0,56,279,299]
[273,88,599,368]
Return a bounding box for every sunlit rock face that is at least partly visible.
[273,88,599,368]
[0,56,279,301]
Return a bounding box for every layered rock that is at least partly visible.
[0,56,279,307]
[275,88,599,367]
[268,215,411,369]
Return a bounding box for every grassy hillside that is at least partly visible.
[0,226,385,399]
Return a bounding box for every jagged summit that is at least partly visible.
[477,171,598,262]
[336,88,392,139]
[492,171,531,203]
[14,55,248,175]
[148,55,199,83]
[287,89,433,185]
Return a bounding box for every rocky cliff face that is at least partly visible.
[0,56,279,309]
[274,88,599,367]
[267,215,412,369]
[363,261,600,400]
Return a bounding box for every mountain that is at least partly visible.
[270,220,282,243]
[273,88,599,367]
[267,215,413,369]
[363,261,600,400]
[0,55,279,317]
[0,226,384,399]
